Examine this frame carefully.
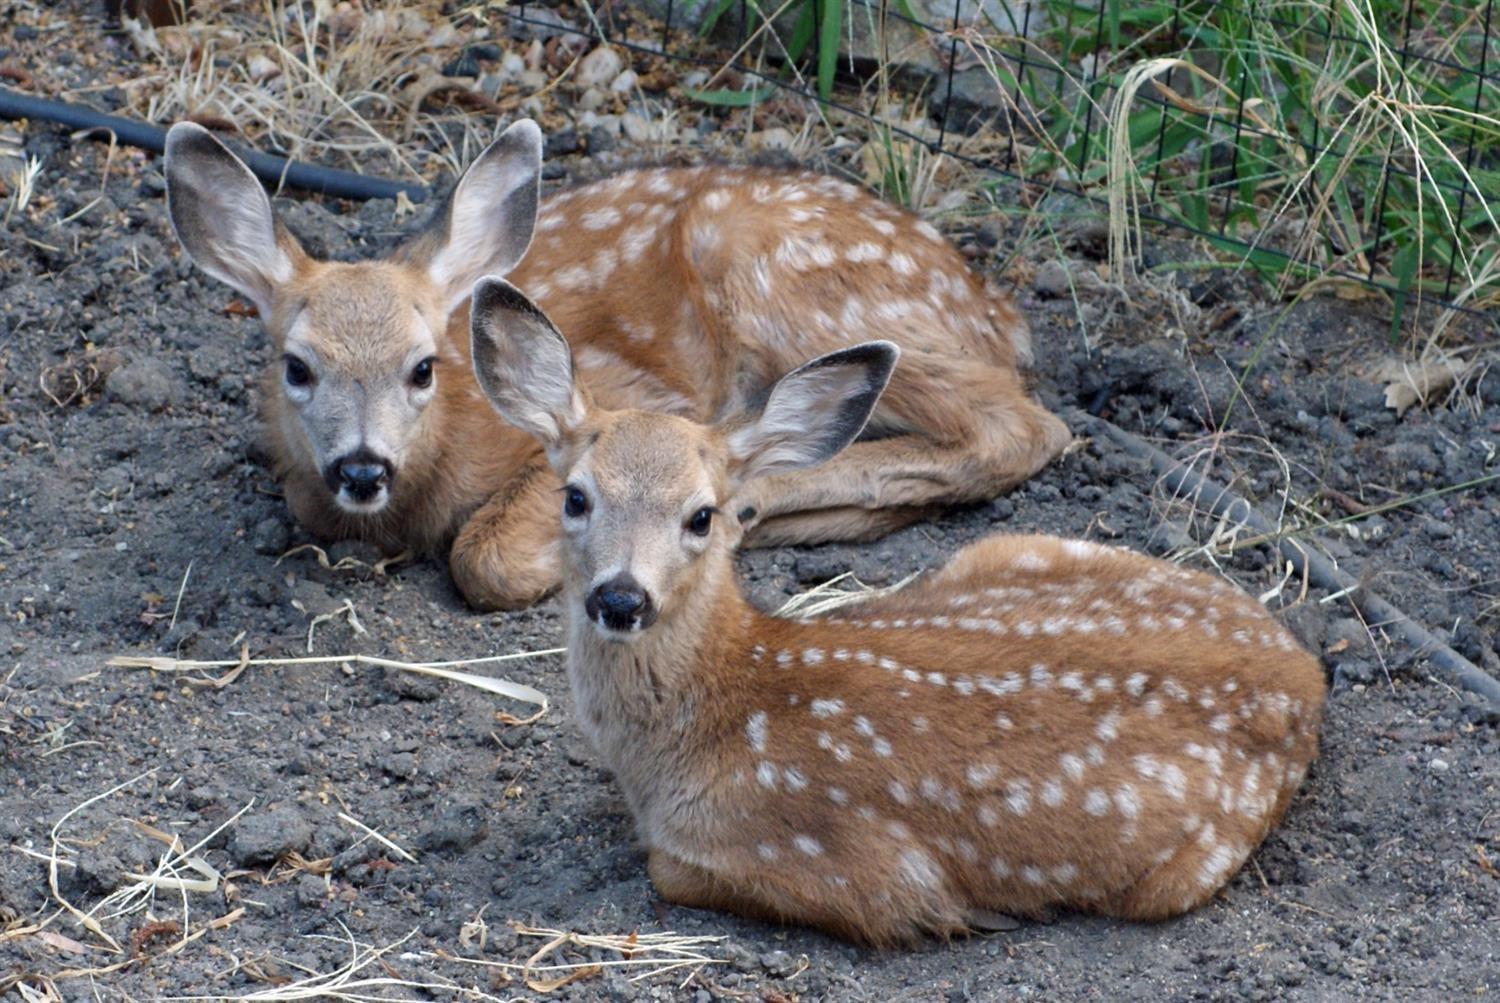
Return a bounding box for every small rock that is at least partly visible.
[107,357,182,410]
[381,752,418,778]
[230,806,313,866]
[251,516,290,556]
[382,666,443,701]
[1144,519,1194,555]
[759,950,797,977]
[576,86,608,112]
[1325,617,1370,654]
[1032,259,1072,298]
[974,218,1003,249]
[585,126,618,156]
[1421,518,1454,540]
[419,801,490,853]
[793,549,846,585]
[1428,758,1450,774]
[295,873,328,908]
[749,127,794,152]
[442,50,481,78]
[577,45,625,89]
[545,129,580,158]
[609,69,638,94]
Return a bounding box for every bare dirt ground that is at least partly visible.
[2,3,1499,1001]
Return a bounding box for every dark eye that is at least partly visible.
[563,486,589,519]
[410,356,435,389]
[284,355,313,388]
[687,507,714,537]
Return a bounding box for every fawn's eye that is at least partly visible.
[410,356,435,389]
[563,486,590,519]
[687,506,715,537]
[284,355,313,388]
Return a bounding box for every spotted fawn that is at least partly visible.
[467,273,1327,945]
[161,118,1068,610]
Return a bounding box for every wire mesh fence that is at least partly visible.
[501,0,1499,327]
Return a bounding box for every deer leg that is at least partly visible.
[449,462,564,611]
[647,850,899,944]
[733,361,1069,535]
[742,504,939,549]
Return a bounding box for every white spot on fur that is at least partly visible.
[899,848,941,889]
[794,835,823,857]
[746,711,768,753]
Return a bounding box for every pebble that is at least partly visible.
[577,45,625,89]
[1032,259,1072,298]
[418,801,490,853]
[229,806,314,865]
[609,69,638,94]
[251,516,290,556]
[1428,758,1450,774]
[106,357,183,411]
[577,86,608,112]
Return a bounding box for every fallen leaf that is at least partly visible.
[1367,354,1468,417]
[35,929,89,956]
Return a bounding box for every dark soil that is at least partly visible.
[3,4,1499,1001]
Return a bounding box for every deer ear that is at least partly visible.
[725,342,898,485]
[164,122,304,315]
[470,277,587,456]
[427,120,542,311]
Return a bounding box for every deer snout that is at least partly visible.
[585,574,657,636]
[324,450,395,508]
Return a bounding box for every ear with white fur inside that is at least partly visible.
[163,122,300,316]
[469,277,586,456]
[726,341,898,485]
[427,120,543,311]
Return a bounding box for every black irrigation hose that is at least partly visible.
[1080,411,1500,707]
[0,86,428,203]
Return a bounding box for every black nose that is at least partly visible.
[326,450,393,501]
[585,574,656,632]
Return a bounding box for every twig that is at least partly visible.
[1083,411,1500,706]
[335,812,416,864]
[108,649,557,717]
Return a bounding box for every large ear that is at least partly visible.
[427,120,543,311]
[725,342,898,484]
[470,277,586,456]
[164,122,302,315]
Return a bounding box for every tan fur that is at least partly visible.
[532,406,1326,946]
[200,160,1069,609]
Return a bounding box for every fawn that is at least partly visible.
[469,276,1327,945]
[162,119,1069,610]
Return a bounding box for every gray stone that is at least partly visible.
[106,357,183,410]
[230,806,314,865]
[251,516,291,556]
[419,801,489,853]
[577,45,625,89]
[1032,259,1072,298]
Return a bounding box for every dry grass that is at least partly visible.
[108,645,557,720]
[774,570,919,619]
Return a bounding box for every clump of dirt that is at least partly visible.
[2,2,1498,1000]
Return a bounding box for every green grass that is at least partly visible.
[687,0,1499,339]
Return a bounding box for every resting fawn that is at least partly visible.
[469,276,1327,945]
[162,118,1068,610]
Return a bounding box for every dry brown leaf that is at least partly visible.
[1367,354,1467,416]
[34,929,90,956]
